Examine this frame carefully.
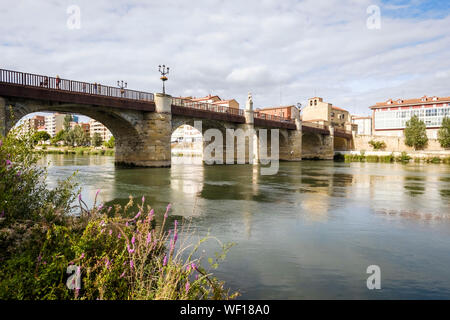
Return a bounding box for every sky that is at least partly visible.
[1,0,450,120]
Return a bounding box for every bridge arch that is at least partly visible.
[2,98,144,165]
[302,132,323,159]
[333,136,349,151]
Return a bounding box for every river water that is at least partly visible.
[42,154,450,299]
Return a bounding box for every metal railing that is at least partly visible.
[172,97,245,116]
[0,68,154,102]
[254,111,295,124]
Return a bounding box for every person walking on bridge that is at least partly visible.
[56,75,61,89]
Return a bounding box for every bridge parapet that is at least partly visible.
[0,68,154,102]
[171,97,244,116]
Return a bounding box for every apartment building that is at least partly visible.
[44,113,65,137]
[370,95,450,138]
[89,119,113,141]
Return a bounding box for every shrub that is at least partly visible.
[366,155,379,162]
[380,154,394,163]
[396,152,411,163]
[0,129,236,300]
[368,140,386,150]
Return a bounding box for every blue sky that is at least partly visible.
[1,0,449,121]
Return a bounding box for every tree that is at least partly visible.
[438,117,450,148]
[63,114,73,132]
[65,125,90,147]
[103,136,115,148]
[404,115,428,150]
[31,131,51,145]
[51,130,66,145]
[91,132,103,147]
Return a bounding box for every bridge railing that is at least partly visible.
[334,128,353,136]
[0,68,154,102]
[172,97,245,116]
[302,121,327,130]
[254,111,295,124]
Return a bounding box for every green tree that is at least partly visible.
[63,114,73,132]
[91,132,103,147]
[31,131,51,145]
[438,117,450,148]
[51,130,66,145]
[404,115,428,150]
[103,136,115,148]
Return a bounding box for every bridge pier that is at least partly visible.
[280,107,302,161]
[117,93,172,167]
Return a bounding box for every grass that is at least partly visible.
[34,146,115,156]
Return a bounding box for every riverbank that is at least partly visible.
[34,146,115,156]
[336,150,450,163]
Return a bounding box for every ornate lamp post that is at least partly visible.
[117,80,127,97]
[158,65,169,95]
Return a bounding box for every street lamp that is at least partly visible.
[158,64,169,95]
[117,80,127,97]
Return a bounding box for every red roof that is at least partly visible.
[332,106,347,112]
[371,96,450,109]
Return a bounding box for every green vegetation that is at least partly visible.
[1,127,236,300]
[438,117,450,149]
[337,151,448,164]
[91,132,103,147]
[404,115,428,150]
[103,136,115,149]
[368,140,386,150]
[31,131,51,145]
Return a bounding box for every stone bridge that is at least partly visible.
[0,69,353,167]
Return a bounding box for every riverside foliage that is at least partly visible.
[0,127,237,300]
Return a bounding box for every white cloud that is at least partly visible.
[0,0,449,116]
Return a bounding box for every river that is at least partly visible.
[41,154,450,299]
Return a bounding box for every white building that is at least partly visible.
[352,116,372,135]
[89,119,113,141]
[370,95,450,139]
[44,113,65,137]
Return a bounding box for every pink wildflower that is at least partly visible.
[130,260,134,269]
[120,271,126,278]
[131,235,136,245]
[164,203,172,218]
[146,233,151,246]
[163,255,168,266]
[109,229,112,236]
[185,281,190,293]
[80,253,85,259]
[133,211,141,220]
